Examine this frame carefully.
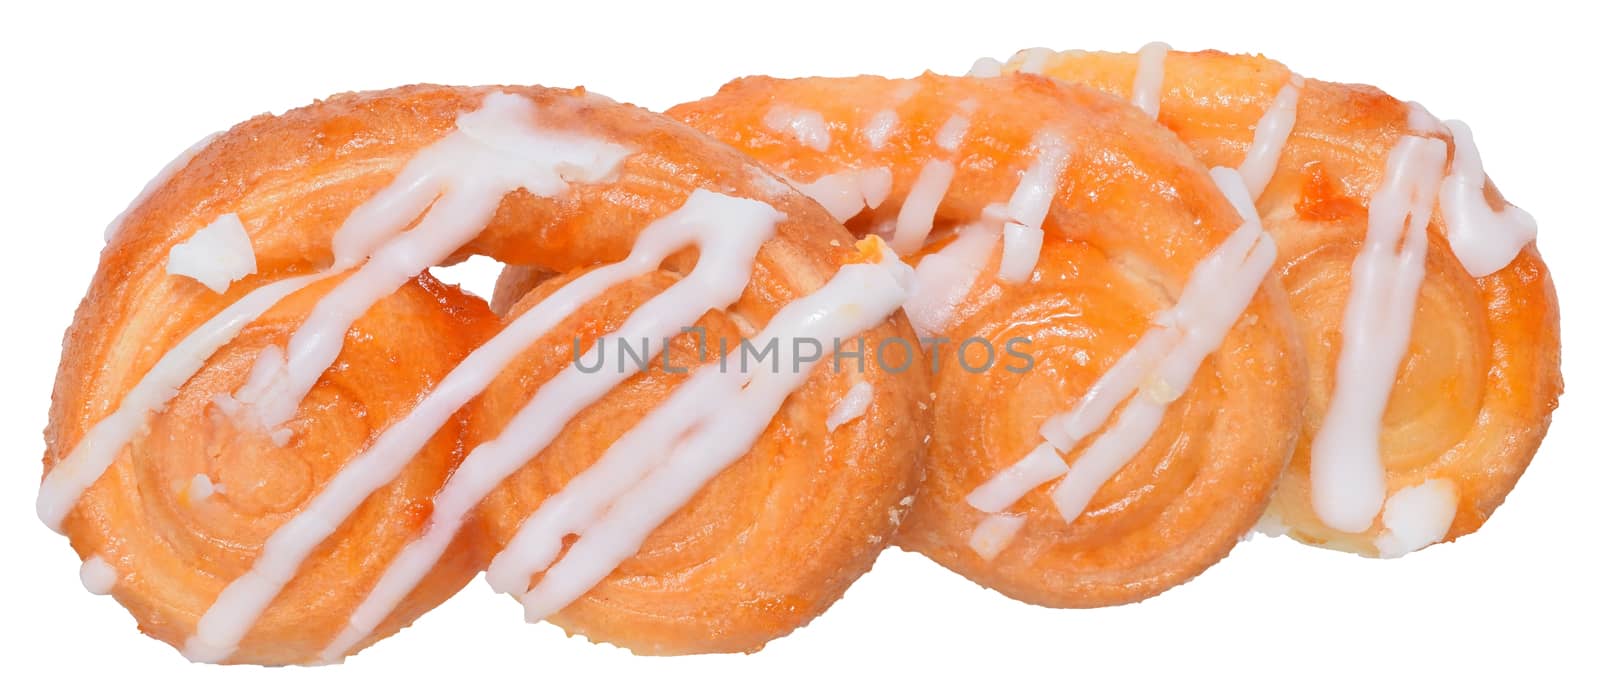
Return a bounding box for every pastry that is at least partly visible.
[40,84,928,663]
[37,45,1559,663]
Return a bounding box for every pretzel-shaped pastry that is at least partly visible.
[41,85,928,664]
[981,45,1560,556]
[668,74,1306,607]
[39,46,1559,663]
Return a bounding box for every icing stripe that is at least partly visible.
[825,380,874,431]
[1035,328,1179,456]
[166,213,257,294]
[1015,47,1054,75]
[1237,75,1304,199]
[764,106,831,151]
[104,131,220,242]
[1439,120,1536,277]
[1130,42,1171,118]
[935,113,972,152]
[892,160,956,254]
[1374,479,1458,557]
[1308,135,1448,533]
[80,556,118,596]
[968,56,1004,78]
[790,168,893,222]
[1406,102,1446,135]
[997,131,1070,282]
[864,110,898,150]
[901,218,1001,335]
[863,81,924,151]
[968,513,1026,561]
[967,442,1069,514]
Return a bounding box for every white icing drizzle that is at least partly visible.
[864,110,898,150]
[36,271,329,532]
[230,93,630,432]
[967,513,1025,560]
[185,190,781,663]
[80,555,118,595]
[1254,509,1291,538]
[934,100,978,152]
[967,442,1069,514]
[825,380,875,431]
[1405,101,1445,135]
[902,217,1001,335]
[968,56,1004,78]
[166,213,258,294]
[763,106,831,151]
[892,160,956,254]
[1308,136,1448,534]
[997,131,1071,282]
[1236,75,1304,200]
[104,131,220,242]
[744,164,791,200]
[1438,120,1536,277]
[1014,47,1054,75]
[498,252,913,623]
[184,473,217,504]
[1031,327,1179,461]
[1130,42,1171,119]
[966,167,1276,543]
[935,115,972,152]
[1374,479,1458,558]
[862,81,924,151]
[790,168,893,222]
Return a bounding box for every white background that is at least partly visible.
[3,1,1593,697]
